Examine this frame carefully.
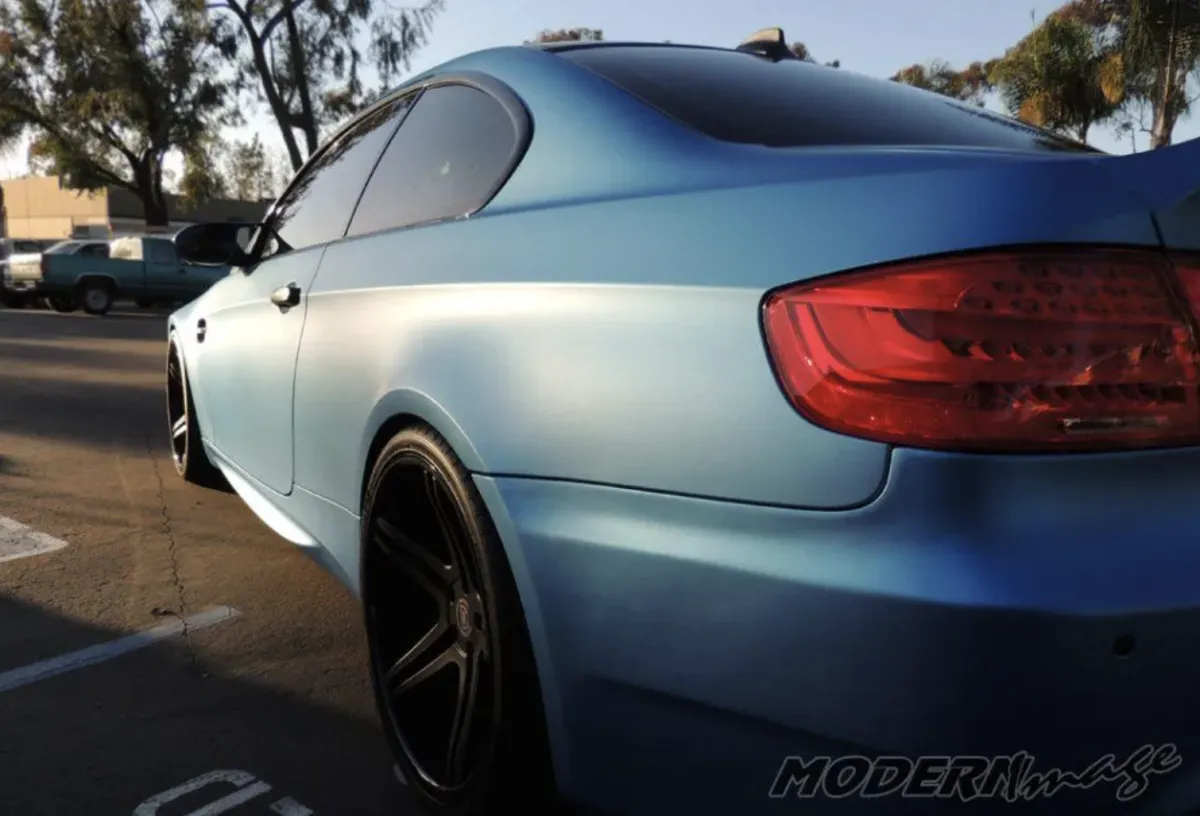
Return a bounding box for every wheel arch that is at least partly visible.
[354,393,568,790]
[75,273,118,293]
[357,387,486,516]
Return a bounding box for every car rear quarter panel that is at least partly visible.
[293,48,1165,516]
[293,166,1160,517]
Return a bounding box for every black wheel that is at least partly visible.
[77,279,114,315]
[362,426,558,815]
[0,291,23,308]
[48,295,76,313]
[166,337,223,488]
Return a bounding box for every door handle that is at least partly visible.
[271,282,301,309]
[196,318,207,344]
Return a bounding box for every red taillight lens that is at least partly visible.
[762,249,1200,451]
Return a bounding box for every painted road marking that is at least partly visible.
[0,516,67,563]
[136,770,314,815]
[0,605,240,694]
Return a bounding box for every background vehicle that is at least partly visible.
[0,238,53,308]
[6,239,109,312]
[165,31,1200,816]
[37,235,228,316]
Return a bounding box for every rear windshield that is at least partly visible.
[557,45,1095,153]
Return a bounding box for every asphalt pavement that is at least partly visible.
[0,304,416,815]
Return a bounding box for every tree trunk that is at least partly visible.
[1151,104,1178,149]
[133,159,170,227]
[283,1,319,158]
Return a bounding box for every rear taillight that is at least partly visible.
[39,257,47,276]
[762,249,1200,451]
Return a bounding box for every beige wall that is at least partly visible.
[2,177,111,239]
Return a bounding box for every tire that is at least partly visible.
[166,336,224,488]
[362,426,558,815]
[77,279,114,316]
[0,292,22,308]
[48,295,76,313]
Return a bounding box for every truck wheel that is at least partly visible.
[48,295,77,313]
[77,280,114,316]
[0,292,23,309]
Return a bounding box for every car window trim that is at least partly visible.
[247,96,415,267]
[342,70,534,241]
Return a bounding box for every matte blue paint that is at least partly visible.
[167,42,1200,815]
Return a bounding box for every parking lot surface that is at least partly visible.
[0,306,415,814]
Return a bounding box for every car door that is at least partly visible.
[143,238,183,298]
[194,95,416,495]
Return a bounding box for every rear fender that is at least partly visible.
[1094,137,1200,250]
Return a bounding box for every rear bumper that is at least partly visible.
[475,447,1200,815]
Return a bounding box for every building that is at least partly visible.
[0,176,272,240]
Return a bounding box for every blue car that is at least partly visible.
[166,29,1200,816]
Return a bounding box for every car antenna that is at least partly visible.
[735,28,796,62]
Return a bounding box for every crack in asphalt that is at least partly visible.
[145,434,201,672]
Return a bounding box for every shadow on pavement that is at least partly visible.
[0,592,410,816]
[0,307,171,342]
[0,337,161,373]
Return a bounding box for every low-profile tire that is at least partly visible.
[166,337,224,488]
[77,279,114,316]
[48,295,76,313]
[362,426,559,816]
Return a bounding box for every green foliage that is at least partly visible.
[988,4,1124,143]
[1105,0,1200,147]
[891,59,994,106]
[0,0,232,224]
[208,0,446,170]
[529,27,604,43]
[789,41,840,68]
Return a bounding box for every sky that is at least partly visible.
[3,0,1197,182]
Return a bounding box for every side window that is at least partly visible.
[79,243,108,258]
[259,94,416,258]
[347,83,518,238]
[14,241,40,253]
[146,240,175,263]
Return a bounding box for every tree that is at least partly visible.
[789,42,840,68]
[0,0,231,226]
[207,0,446,171]
[528,28,604,43]
[988,3,1124,144]
[223,133,288,200]
[892,59,994,106]
[1105,0,1200,148]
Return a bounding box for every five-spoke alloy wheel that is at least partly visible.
[362,427,557,814]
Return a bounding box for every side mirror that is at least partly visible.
[174,222,259,267]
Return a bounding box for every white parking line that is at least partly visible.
[0,605,240,694]
[0,516,68,563]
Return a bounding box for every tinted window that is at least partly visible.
[44,241,79,254]
[262,94,415,255]
[145,240,176,263]
[79,243,109,258]
[347,84,517,238]
[12,241,40,254]
[558,46,1094,153]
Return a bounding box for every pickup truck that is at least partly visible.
[0,238,60,307]
[28,235,230,316]
[4,239,108,310]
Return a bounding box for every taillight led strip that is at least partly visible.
[762,247,1200,452]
